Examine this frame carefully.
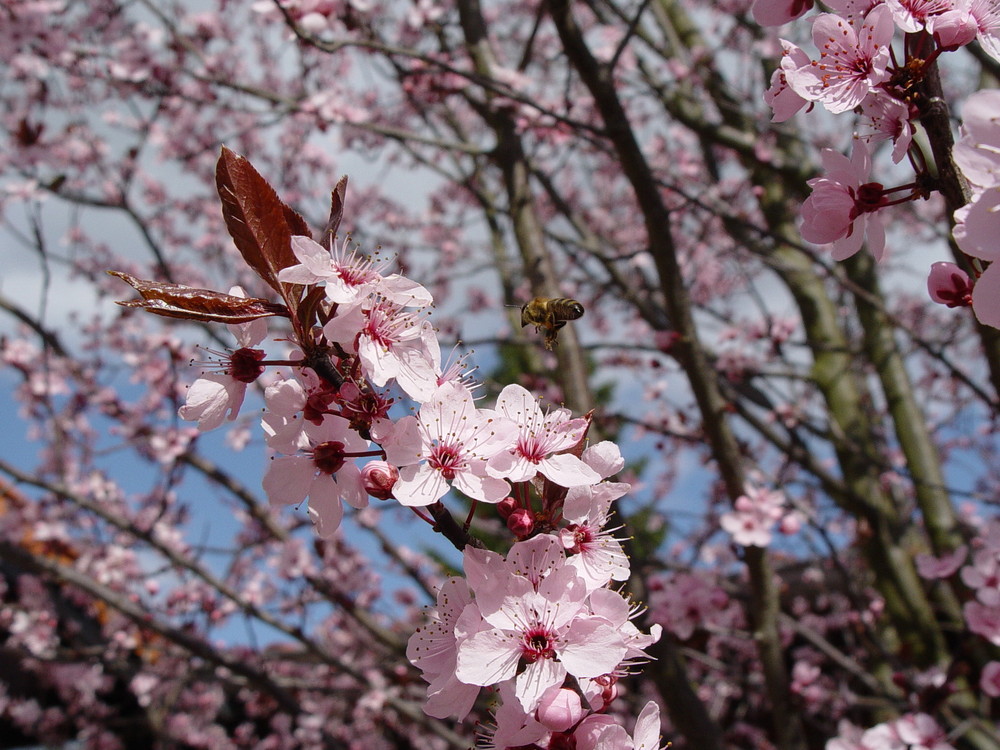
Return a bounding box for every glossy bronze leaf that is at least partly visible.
[109,271,289,323]
[215,147,301,300]
[322,176,349,242]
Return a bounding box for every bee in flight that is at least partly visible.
[520,297,585,350]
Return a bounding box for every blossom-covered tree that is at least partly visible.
[3,1,1000,749]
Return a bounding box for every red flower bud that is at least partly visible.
[361,461,399,500]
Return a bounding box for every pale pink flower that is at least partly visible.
[860,722,906,750]
[479,681,549,750]
[536,686,585,732]
[785,5,894,114]
[956,0,1000,61]
[262,414,369,537]
[861,92,914,163]
[961,549,1000,605]
[886,0,955,32]
[277,235,433,307]
[894,713,954,750]
[801,141,888,261]
[965,600,1000,645]
[720,486,787,547]
[383,382,517,506]
[323,298,441,401]
[178,286,268,431]
[926,262,973,308]
[405,577,483,720]
[914,544,967,578]
[455,565,627,712]
[752,0,815,26]
[954,190,1000,328]
[560,482,631,592]
[765,41,812,122]
[953,89,1000,189]
[928,6,980,48]
[980,661,1000,697]
[487,384,600,488]
[576,700,663,750]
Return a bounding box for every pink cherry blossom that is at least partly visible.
[784,5,895,114]
[765,41,813,122]
[560,482,631,592]
[323,298,441,401]
[861,92,914,163]
[980,660,1000,697]
[885,0,955,33]
[752,0,815,27]
[953,190,1000,328]
[720,486,787,547]
[926,262,973,308]
[277,235,433,307]
[262,414,370,537]
[801,141,888,261]
[928,6,980,48]
[178,286,268,431]
[536,686,585,732]
[455,565,628,712]
[383,382,517,506]
[952,89,1000,189]
[914,544,967,578]
[486,383,601,488]
[405,577,483,720]
[894,713,953,750]
[956,0,1000,62]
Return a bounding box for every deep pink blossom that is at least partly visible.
[801,141,888,261]
[926,262,973,308]
[752,0,815,26]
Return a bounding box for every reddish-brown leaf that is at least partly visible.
[109,271,289,323]
[322,176,349,242]
[215,147,300,298]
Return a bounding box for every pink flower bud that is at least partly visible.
[536,687,584,732]
[930,10,978,51]
[496,496,517,519]
[507,508,535,539]
[927,262,973,308]
[361,460,399,500]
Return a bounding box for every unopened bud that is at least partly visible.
[927,262,973,308]
[507,508,535,539]
[496,496,517,519]
[931,10,978,50]
[361,460,399,500]
[536,688,584,732]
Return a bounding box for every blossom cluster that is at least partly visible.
[119,150,663,748]
[759,0,1000,331]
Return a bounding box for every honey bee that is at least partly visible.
[520,297,585,350]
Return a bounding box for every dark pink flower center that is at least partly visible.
[228,347,266,383]
[429,443,464,481]
[521,626,556,663]
[852,182,888,217]
[313,441,347,475]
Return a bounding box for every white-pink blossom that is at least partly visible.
[785,5,894,114]
[487,384,601,488]
[383,382,517,506]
